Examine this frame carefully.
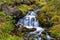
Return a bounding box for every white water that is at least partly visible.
[17,9,51,40]
[46,32,52,40]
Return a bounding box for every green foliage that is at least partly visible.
[0,12,6,16]
[0,11,23,40]
[0,12,17,40]
[0,34,23,40]
[49,24,60,38]
[51,15,60,25]
[18,4,36,15]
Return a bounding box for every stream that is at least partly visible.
[17,9,52,40]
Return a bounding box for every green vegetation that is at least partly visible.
[50,24,60,38]
[0,0,60,40]
[18,4,35,15]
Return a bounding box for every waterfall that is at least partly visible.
[17,9,41,28]
[17,9,52,40]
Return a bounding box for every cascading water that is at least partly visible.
[46,32,51,40]
[17,9,52,40]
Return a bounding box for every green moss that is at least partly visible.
[0,11,24,40]
[0,12,6,16]
[49,24,60,38]
[0,12,17,40]
[18,4,35,15]
[0,34,23,40]
[41,34,46,39]
[51,16,60,25]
